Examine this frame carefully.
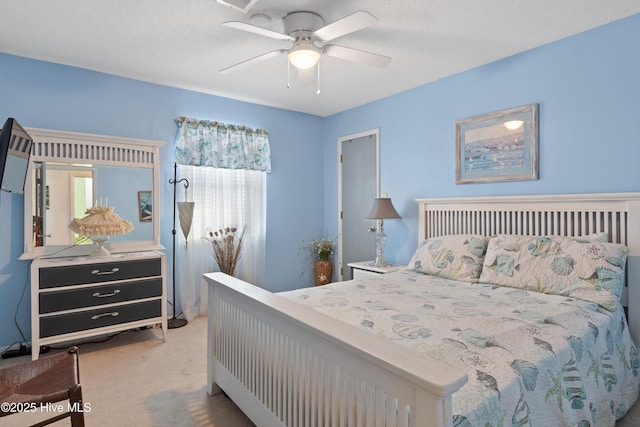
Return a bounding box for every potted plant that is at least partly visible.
[304,235,336,286]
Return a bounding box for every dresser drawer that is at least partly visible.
[40,300,162,338]
[39,278,162,314]
[39,258,162,289]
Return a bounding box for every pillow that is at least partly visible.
[572,232,609,243]
[479,235,628,310]
[408,235,488,283]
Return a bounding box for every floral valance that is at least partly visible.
[174,116,271,172]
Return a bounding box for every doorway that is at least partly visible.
[338,129,379,280]
[42,163,94,246]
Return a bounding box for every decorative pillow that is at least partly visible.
[408,235,488,283]
[572,232,609,243]
[479,235,628,310]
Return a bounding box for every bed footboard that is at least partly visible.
[204,272,467,427]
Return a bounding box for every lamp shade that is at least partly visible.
[68,205,133,257]
[366,197,401,220]
[177,201,195,242]
[288,45,321,69]
[68,206,133,237]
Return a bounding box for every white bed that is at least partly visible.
[204,193,640,427]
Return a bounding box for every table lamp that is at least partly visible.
[366,193,401,267]
[68,203,133,257]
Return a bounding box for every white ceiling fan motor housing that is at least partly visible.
[283,11,325,37]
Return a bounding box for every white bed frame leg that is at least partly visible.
[207,283,222,396]
[415,390,453,427]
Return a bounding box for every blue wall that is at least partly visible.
[0,54,324,348]
[323,13,640,266]
[0,13,638,348]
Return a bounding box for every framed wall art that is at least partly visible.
[456,103,538,184]
[137,190,152,222]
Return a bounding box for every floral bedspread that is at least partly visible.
[280,269,640,426]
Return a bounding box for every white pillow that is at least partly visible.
[479,235,628,310]
[408,235,489,283]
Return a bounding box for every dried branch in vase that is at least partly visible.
[204,226,246,277]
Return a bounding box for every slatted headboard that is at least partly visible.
[416,193,640,345]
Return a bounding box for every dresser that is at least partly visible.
[31,251,167,360]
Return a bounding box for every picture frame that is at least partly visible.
[137,190,152,222]
[456,103,538,184]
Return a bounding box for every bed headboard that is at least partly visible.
[415,193,640,345]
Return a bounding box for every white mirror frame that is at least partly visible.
[20,128,165,259]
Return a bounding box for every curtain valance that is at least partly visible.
[173,116,271,172]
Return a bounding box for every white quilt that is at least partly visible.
[281,269,640,426]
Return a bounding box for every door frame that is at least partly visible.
[337,128,380,281]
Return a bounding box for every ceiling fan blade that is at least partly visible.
[223,21,293,41]
[323,45,391,68]
[313,10,378,42]
[220,50,286,74]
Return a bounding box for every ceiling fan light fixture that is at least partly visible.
[221,10,391,75]
[288,45,321,70]
[504,120,524,130]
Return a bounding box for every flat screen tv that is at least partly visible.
[0,118,33,194]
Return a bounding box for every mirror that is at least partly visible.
[34,162,154,247]
[21,128,165,259]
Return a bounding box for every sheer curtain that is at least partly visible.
[173,117,270,321]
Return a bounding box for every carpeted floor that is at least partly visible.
[1,315,639,426]
[0,316,253,426]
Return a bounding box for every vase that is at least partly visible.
[314,260,332,286]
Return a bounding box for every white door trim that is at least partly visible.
[337,128,380,281]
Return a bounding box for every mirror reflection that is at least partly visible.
[32,162,154,247]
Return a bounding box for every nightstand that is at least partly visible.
[348,261,402,280]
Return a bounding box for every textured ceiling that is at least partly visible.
[1,1,638,117]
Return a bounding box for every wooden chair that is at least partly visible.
[0,346,84,426]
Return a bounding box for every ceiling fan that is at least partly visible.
[220,10,392,74]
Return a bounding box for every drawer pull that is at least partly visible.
[91,311,120,320]
[93,289,121,298]
[91,267,120,276]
